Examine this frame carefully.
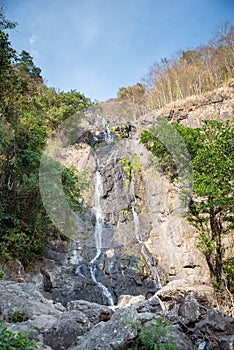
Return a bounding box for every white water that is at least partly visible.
[88,159,114,305]
[132,205,162,288]
[102,118,114,144]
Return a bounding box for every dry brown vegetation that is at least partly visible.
[117,21,234,110]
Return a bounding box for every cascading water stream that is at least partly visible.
[132,205,162,288]
[74,118,160,304]
[90,157,114,305]
[76,154,114,306]
[102,118,114,144]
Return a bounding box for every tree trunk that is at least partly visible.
[210,206,223,286]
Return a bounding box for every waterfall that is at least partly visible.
[132,205,162,288]
[76,156,114,306]
[93,160,103,252]
[102,119,114,144]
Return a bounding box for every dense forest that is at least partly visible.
[0,9,233,298]
[0,10,93,265]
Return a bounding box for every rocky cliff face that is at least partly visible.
[139,85,234,128]
[44,96,215,302]
[1,86,233,349]
[27,105,210,307]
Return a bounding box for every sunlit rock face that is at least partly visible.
[30,102,212,307]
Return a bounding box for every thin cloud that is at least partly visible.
[29,35,37,46]
[80,19,100,46]
[28,35,38,58]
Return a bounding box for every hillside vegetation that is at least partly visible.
[0,10,92,265]
[117,21,234,109]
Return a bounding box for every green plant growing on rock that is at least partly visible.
[0,270,4,279]
[118,157,131,187]
[0,321,37,349]
[8,310,28,323]
[128,318,178,350]
[118,157,131,177]
[121,209,130,216]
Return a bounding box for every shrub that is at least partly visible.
[128,317,178,350]
[0,321,37,349]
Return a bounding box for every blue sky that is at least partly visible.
[2,0,234,101]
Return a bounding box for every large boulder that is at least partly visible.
[44,300,113,350]
[0,281,63,321]
[178,294,200,325]
[69,297,194,350]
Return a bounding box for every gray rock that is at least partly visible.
[171,326,195,350]
[44,300,114,349]
[66,299,113,323]
[219,335,234,350]
[0,281,62,321]
[133,295,163,315]
[195,309,234,333]
[69,307,139,350]
[156,281,214,306]
[70,302,193,350]
[70,296,163,350]
[44,310,92,350]
[178,294,200,325]
[117,294,145,308]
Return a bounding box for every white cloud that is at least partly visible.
[29,35,37,46]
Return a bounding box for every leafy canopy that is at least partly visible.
[0,8,92,266]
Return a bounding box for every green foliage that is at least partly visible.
[121,209,130,216]
[118,157,131,179]
[0,8,92,266]
[128,318,178,350]
[8,310,28,323]
[15,50,42,80]
[0,321,37,349]
[140,118,193,181]
[132,154,141,175]
[222,258,234,293]
[141,118,234,290]
[0,8,17,68]
[118,155,141,188]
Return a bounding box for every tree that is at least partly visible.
[15,50,42,80]
[189,120,234,289]
[0,7,17,68]
[141,119,234,290]
[0,8,17,102]
[143,21,234,109]
[0,8,93,266]
[117,83,145,104]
